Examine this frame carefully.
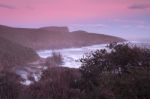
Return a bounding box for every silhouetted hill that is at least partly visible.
[39,26,69,33]
[0,37,39,70]
[0,25,125,50]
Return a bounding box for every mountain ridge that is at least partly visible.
[0,25,126,50]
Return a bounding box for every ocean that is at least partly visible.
[37,41,150,68]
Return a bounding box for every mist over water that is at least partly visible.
[37,44,107,68]
[37,41,150,68]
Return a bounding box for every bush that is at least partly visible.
[79,43,150,99]
[110,68,150,99]
[0,70,22,99]
[25,67,81,99]
[45,51,63,67]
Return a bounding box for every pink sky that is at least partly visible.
[0,0,149,24]
[0,0,150,40]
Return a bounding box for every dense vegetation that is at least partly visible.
[0,37,39,70]
[0,43,150,99]
[79,43,150,99]
[0,71,22,99]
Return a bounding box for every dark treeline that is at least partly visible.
[0,43,150,99]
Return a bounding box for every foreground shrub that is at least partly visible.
[25,67,81,99]
[79,43,150,99]
[0,70,22,99]
[110,68,150,99]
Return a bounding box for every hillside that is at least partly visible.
[0,37,39,70]
[0,25,125,50]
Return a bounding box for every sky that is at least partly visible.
[0,0,150,41]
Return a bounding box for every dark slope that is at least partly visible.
[0,37,39,70]
[0,25,125,50]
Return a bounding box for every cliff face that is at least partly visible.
[0,37,39,70]
[0,25,125,50]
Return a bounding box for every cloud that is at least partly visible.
[71,24,107,28]
[129,4,150,9]
[113,19,145,24]
[0,4,16,9]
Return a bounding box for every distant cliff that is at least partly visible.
[39,26,69,33]
[0,25,125,50]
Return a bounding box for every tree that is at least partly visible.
[45,51,63,67]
